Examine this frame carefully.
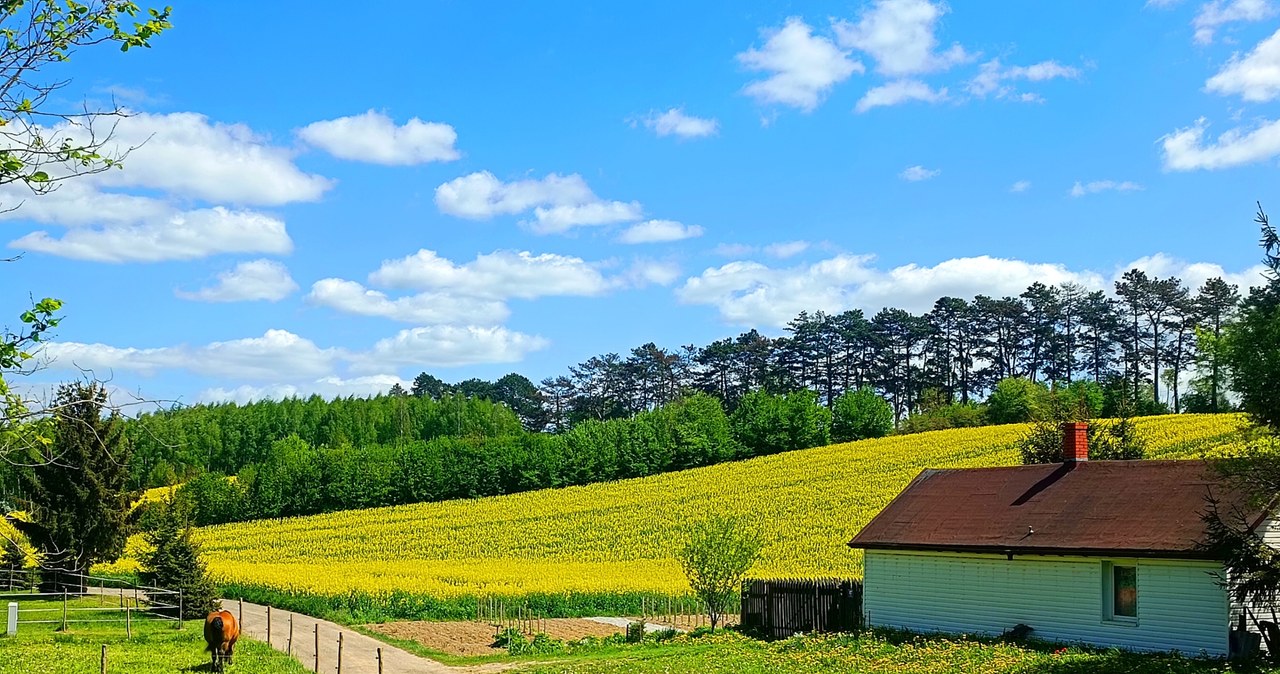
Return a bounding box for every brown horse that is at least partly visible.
[203,610,240,672]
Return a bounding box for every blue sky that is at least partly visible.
[8,0,1280,405]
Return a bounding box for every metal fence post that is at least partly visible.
[6,602,16,636]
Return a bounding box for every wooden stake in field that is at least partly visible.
[267,606,272,647]
[313,623,319,673]
[239,598,244,629]
[100,644,106,674]
[61,591,67,631]
[377,646,383,674]
[287,613,294,655]
[337,632,344,674]
[126,606,131,639]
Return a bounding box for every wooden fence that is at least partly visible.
[739,578,862,639]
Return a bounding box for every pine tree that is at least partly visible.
[20,382,132,588]
[139,499,219,620]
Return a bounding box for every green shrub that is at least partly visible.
[831,388,894,442]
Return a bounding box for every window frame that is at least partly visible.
[1101,560,1139,625]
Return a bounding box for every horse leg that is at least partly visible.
[225,641,234,665]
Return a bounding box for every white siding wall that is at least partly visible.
[1233,517,1280,647]
[864,550,1229,656]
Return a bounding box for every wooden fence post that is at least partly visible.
[267,606,272,647]
[337,632,343,674]
[313,623,319,673]
[287,613,293,655]
[126,606,131,639]
[61,590,67,631]
[239,598,244,629]
[377,647,383,674]
[177,591,183,631]
[100,644,106,674]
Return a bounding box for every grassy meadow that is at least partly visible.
[0,597,306,674]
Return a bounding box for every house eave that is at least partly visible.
[848,541,1223,561]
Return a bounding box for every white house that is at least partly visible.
[848,422,1271,657]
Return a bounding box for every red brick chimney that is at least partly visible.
[1062,422,1089,463]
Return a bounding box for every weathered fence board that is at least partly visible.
[740,578,861,639]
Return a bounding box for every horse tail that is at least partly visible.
[206,615,224,653]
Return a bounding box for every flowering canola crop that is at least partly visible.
[104,414,1248,600]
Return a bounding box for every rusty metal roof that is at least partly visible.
[847,460,1252,559]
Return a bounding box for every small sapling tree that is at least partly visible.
[677,514,761,631]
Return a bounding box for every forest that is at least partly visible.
[44,264,1235,526]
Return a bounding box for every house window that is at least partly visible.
[1103,562,1137,621]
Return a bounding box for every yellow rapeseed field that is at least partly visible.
[102,414,1248,600]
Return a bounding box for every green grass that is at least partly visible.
[513,630,1280,674]
[0,597,308,674]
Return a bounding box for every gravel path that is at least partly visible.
[230,598,511,674]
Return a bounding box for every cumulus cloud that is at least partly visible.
[369,249,610,298]
[634,108,719,139]
[10,205,291,262]
[198,375,411,404]
[1010,180,1032,192]
[1124,252,1269,293]
[677,254,1107,326]
[855,79,948,113]
[298,110,460,165]
[900,165,941,181]
[81,112,332,205]
[43,324,550,391]
[1192,0,1275,44]
[176,259,299,302]
[1205,28,1280,101]
[833,0,971,76]
[1069,180,1143,197]
[737,17,862,111]
[617,220,704,244]
[41,329,341,381]
[967,59,1081,100]
[434,170,642,233]
[349,326,549,372]
[1160,117,1280,170]
[306,278,510,325]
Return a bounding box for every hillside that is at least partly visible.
[108,415,1247,604]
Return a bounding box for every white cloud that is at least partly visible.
[1123,252,1268,293]
[306,278,510,325]
[1192,0,1275,44]
[833,0,971,76]
[1146,0,1184,7]
[900,165,941,181]
[1010,180,1032,192]
[42,329,341,381]
[176,259,298,302]
[1206,28,1280,101]
[10,205,291,262]
[369,249,610,298]
[1160,117,1280,170]
[529,200,643,234]
[617,219,704,244]
[198,375,411,404]
[298,110,460,165]
[434,170,642,234]
[435,171,594,219]
[84,112,333,205]
[350,326,549,371]
[855,79,948,112]
[764,240,810,258]
[677,254,1107,326]
[737,18,862,111]
[1069,180,1143,197]
[620,259,683,287]
[967,59,1081,99]
[635,108,719,139]
[714,243,757,257]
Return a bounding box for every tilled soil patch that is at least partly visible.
[368,619,626,657]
